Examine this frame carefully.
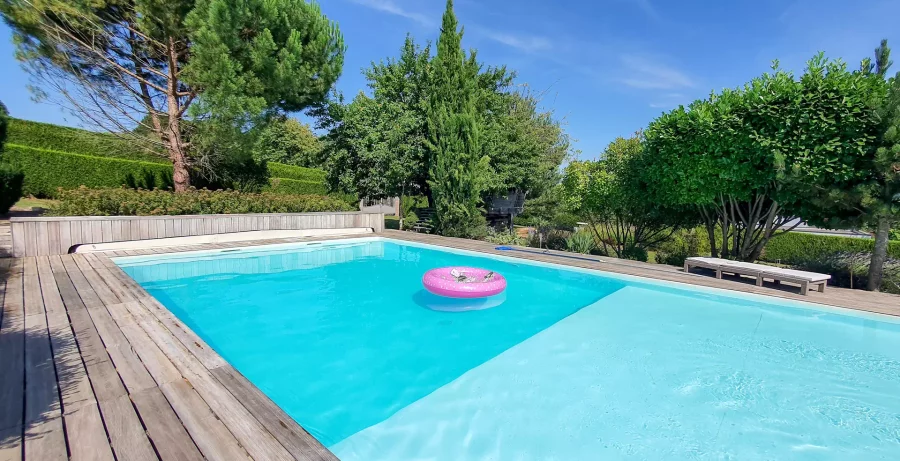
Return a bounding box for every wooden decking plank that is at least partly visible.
[0,259,25,461]
[23,256,66,460]
[212,365,338,461]
[130,388,204,461]
[102,395,158,461]
[72,255,122,305]
[135,295,225,370]
[37,257,111,461]
[158,380,250,461]
[64,403,115,461]
[60,256,104,309]
[124,299,294,461]
[57,257,158,461]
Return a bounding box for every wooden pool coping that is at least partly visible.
[1,231,897,461]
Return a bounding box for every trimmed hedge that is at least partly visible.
[7,118,166,163]
[761,231,900,264]
[5,144,173,198]
[266,177,328,195]
[0,163,24,214]
[267,162,326,182]
[8,117,330,194]
[51,187,353,216]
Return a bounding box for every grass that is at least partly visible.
[14,197,59,210]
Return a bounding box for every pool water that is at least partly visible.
[117,238,900,460]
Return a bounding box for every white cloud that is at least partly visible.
[348,0,433,26]
[619,55,695,90]
[482,31,553,53]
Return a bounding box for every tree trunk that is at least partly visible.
[165,37,191,192]
[867,216,892,291]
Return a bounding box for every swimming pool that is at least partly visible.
[116,237,900,460]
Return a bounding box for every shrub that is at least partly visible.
[653,228,706,266]
[0,163,25,214]
[484,228,526,246]
[50,187,353,216]
[565,230,596,254]
[267,162,327,182]
[787,251,900,295]
[266,177,328,195]
[5,144,174,197]
[761,232,900,265]
[622,246,649,262]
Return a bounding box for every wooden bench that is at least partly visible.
[684,257,830,295]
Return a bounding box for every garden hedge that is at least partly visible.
[760,231,900,264]
[266,177,328,195]
[5,144,174,198]
[51,187,353,216]
[7,118,330,195]
[7,118,166,163]
[267,162,326,182]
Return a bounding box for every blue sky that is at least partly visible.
[2,0,899,158]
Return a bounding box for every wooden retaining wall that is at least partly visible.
[10,212,384,257]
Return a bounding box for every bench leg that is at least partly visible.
[684,262,690,273]
[756,275,763,287]
[715,268,722,279]
[818,283,826,293]
[799,280,809,295]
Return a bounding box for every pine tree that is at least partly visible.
[866,40,900,290]
[426,0,485,237]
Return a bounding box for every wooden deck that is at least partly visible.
[1,230,898,461]
[0,243,339,460]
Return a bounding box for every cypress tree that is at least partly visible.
[426,0,485,237]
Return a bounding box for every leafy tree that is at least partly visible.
[254,116,322,167]
[426,0,485,237]
[1,0,344,190]
[643,56,881,261]
[563,134,696,259]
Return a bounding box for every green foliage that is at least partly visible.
[266,163,326,182]
[784,252,900,295]
[0,163,25,214]
[0,101,8,152]
[5,144,174,198]
[426,0,485,237]
[2,0,344,189]
[565,230,595,254]
[760,232,900,265]
[643,54,883,261]
[563,134,695,258]
[254,116,323,167]
[621,246,649,262]
[653,228,707,266]
[484,228,526,246]
[315,27,569,206]
[7,118,166,163]
[185,0,345,119]
[50,187,352,216]
[266,178,328,195]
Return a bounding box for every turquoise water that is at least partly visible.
[118,238,900,460]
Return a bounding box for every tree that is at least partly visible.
[803,40,900,291]
[562,134,696,259]
[643,56,882,261]
[426,0,484,237]
[1,0,344,190]
[254,116,322,167]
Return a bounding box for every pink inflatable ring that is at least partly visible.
[422,266,507,298]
